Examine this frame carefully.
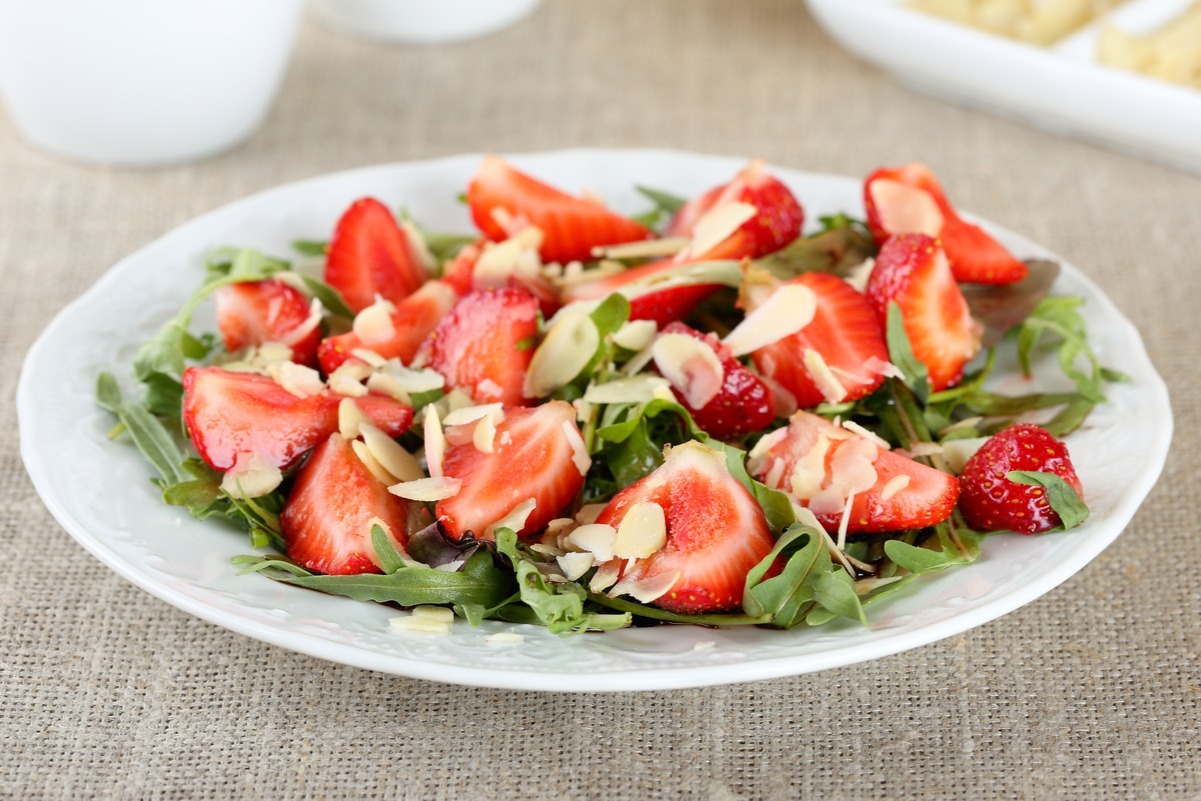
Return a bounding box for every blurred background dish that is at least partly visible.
[310,0,545,45]
[0,0,305,167]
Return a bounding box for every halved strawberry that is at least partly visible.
[182,366,413,471]
[561,258,738,327]
[864,163,1027,285]
[281,433,417,575]
[958,423,1084,534]
[316,279,458,374]
[413,286,539,406]
[745,269,891,410]
[324,197,428,314]
[213,279,321,365]
[865,233,982,392]
[466,155,652,264]
[750,411,958,533]
[595,440,774,614]
[437,401,587,541]
[668,159,804,260]
[657,322,774,440]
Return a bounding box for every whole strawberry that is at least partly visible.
[958,423,1085,534]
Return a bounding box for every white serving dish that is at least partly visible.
[805,0,1201,175]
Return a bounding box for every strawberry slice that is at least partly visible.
[182,366,413,471]
[745,269,891,410]
[439,235,561,319]
[595,440,774,614]
[316,279,458,374]
[414,286,539,406]
[657,322,774,440]
[281,433,416,575]
[668,159,804,260]
[437,401,587,541]
[324,197,428,314]
[864,163,1027,285]
[213,279,321,365]
[750,411,958,533]
[466,155,652,264]
[958,423,1084,534]
[865,233,982,392]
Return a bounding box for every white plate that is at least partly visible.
[18,149,1171,692]
[805,0,1201,176]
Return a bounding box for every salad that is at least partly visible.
[97,156,1115,636]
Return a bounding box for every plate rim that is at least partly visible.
[17,148,1174,691]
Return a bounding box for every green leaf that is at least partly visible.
[743,525,831,627]
[141,373,184,419]
[886,302,929,405]
[370,524,408,574]
[703,437,797,535]
[1007,471,1090,530]
[292,239,328,257]
[297,274,354,320]
[95,372,122,413]
[811,567,867,626]
[110,401,190,485]
[883,539,973,574]
[634,185,687,216]
[753,226,877,281]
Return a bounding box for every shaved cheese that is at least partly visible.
[361,423,425,482]
[221,452,283,499]
[748,426,788,465]
[722,283,818,356]
[686,201,757,258]
[614,501,667,559]
[486,498,537,536]
[802,348,848,403]
[652,332,724,409]
[266,362,325,398]
[575,504,606,525]
[388,476,463,502]
[423,405,446,478]
[836,492,856,549]
[561,419,592,476]
[352,297,398,344]
[400,219,437,272]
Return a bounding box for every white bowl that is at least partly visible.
[311,0,544,45]
[0,0,304,167]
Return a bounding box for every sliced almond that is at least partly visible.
[608,569,681,604]
[555,552,596,581]
[575,504,607,526]
[365,371,412,405]
[473,413,498,454]
[388,476,463,502]
[685,201,757,258]
[593,237,689,260]
[351,439,395,485]
[486,498,537,537]
[389,615,451,635]
[442,402,505,427]
[561,419,592,476]
[651,332,724,409]
[361,423,425,483]
[338,397,372,440]
[841,420,892,451]
[524,308,600,398]
[266,362,325,399]
[721,283,818,357]
[880,474,911,501]
[350,348,388,368]
[942,436,990,475]
[410,605,454,623]
[423,406,446,478]
[327,361,372,398]
[400,219,437,272]
[565,523,618,562]
[802,348,848,404]
[611,319,659,352]
[870,179,944,237]
[352,297,398,344]
[589,560,621,592]
[485,631,525,646]
[614,501,667,560]
[583,375,671,406]
[220,452,283,499]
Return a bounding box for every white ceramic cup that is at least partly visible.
[311,0,544,45]
[0,0,305,167]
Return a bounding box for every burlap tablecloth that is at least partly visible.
[2,1,1196,798]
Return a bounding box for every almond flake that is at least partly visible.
[622,344,657,377]
[588,561,621,592]
[870,179,945,236]
[651,332,724,409]
[880,474,911,501]
[400,219,437,272]
[844,257,876,294]
[442,402,505,427]
[266,362,325,399]
[611,319,659,351]
[942,436,989,474]
[350,348,388,368]
[614,501,667,559]
[685,201,757,258]
[584,375,671,406]
[352,297,398,344]
[475,228,544,285]
[388,476,463,502]
[790,433,834,500]
[361,423,425,483]
[410,605,454,623]
[423,405,446,478]
[486,498,537,537]
[556,552,596,581]
[389,615,451,635]
[365,371,412,405]
[220,452,283,499]
[748,426,789,464]
[476,378,502,402]
[327,362,372,398]
[608,569,682,604]
[351,439,395,485]
[593,237,689,260]
[763,457,787,490]
[906,441,947,458]
[575,504,606,525]
[789,501,828,535]
[561,419,592,476]
[841,420,892,451]
[485,631,525,646]
[722,283,818,357]
[338,398,372,440]
[837,492,856,549]
[565,523,618,562]
[473,413,498,454]
[866,356,905,380]
[524,308,600,398]
[802,348,848,404]
[530,542,566,558]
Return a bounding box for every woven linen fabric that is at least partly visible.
[1,1,1197,798]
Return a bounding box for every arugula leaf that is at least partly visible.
[97,374,190,486]
[702,437,797,535]
[885,302,930,405]
[1008,471,1090,529]
[742,525,865,628]
[632,185,687,230]
[370,524,409,574]
[291,239,328,257]
[753,226,876,281]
